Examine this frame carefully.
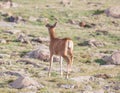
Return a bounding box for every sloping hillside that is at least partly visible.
[0,0,120,93]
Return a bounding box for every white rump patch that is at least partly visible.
[68,40,73,49]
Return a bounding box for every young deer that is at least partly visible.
[46,22,73,79]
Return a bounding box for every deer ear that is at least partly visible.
[53,22,57,27]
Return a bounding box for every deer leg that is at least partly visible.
[60,56,63,77]
[69,53,73,72]
[63,55,70,79]
[48,54,53,77]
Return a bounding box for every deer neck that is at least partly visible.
[49,28,56,40]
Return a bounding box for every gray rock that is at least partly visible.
[88,39,105,47]
[58,84,75,89]
[0,0,19,9]
[71,76,95,82]
[17,33,30,43]
[29,16,37,22]
[37,17,48,23]
[32,37,50,43]
[24,44,60,62]
[0,21,15,28]
[84,85,93,91]
[5,29,21,34]
[102,51,120,65]
[9,76,44,89]
[105,6,120,18]
[103,85,111,91]
[0,53,10,58]
[0,39,7,44]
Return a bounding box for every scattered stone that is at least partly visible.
[71,76,95,82]
[0,21,15,27]
[111,21,119,27]
[105,6,120,18]
[79,39,105,47]
[100,65,116,68]
[0,0,12,9]
[17,33,31,44]
[60,0,72,7]
[102,51,120,65]
[37,17,48,23]
[10,51,20,58]
[103,85,111,91]
[113,82,120,90]
[67,19,79,25]
[84,85,93,91]
[58,84,75,89]
[0,11,11,17]
[32,37,50,43]
[6,16,26,23]
[6,16,17,22]
[24,44,60,62]
[95,30,108,35]
[88,39,105,47]
[16,59,41,68]
[0,53,10,58]
[87,2,103,8]
[43,67,49,71]
[0,0,19,9]
[0,71,22,77]
[0,39,7,44]
[4,71,22,77]
[29,16,37,22]
[94,74,111,79]
[4,29,21,34]
[9,76,44,89]
[96,78,105,86]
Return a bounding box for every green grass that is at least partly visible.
[0,0,120,93]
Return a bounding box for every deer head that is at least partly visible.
[46,22,57,29]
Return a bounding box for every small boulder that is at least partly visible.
[32,37,50,43]
[0,21,15,27]
[17,33,30,44]
[0,53,10,58]
[102,51,120,65]
[71,76,95,82]
[24,44,60,62]
[105,6,120,18]
[94,74,111,79]
[29,16,37,22]
[37,17,48,23]
[9,76,44,89]
[88,39,105,47]
[58,84,75,89]
[4,29,21,34]
[0,39,7,44]
[0,0,19,9]
[6,16,25,23]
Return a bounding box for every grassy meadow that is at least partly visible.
[0,0,120,93]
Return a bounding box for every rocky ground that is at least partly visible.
[0,0,120,93]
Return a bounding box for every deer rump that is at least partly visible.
[50,38,73,56]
